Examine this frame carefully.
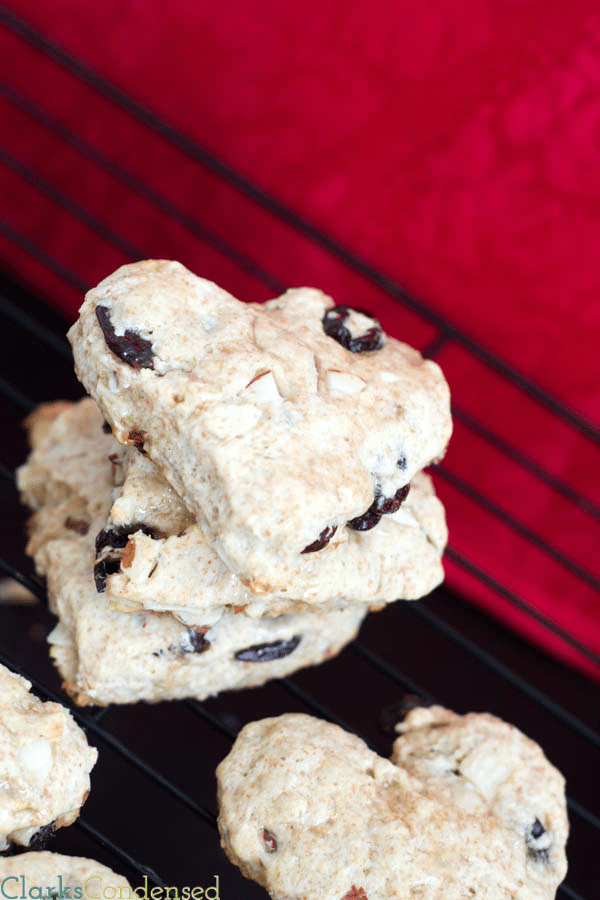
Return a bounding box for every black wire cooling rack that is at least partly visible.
[1,272,599,900]
[0,5,599,895]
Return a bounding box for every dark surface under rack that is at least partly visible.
[0,6,599,896]
[1,7,600,896]
[0,270,599,899]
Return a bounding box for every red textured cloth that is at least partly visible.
[1,1,598,678]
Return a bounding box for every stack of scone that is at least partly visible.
[18,260,452,706]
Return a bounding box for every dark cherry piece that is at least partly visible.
[234,635,301,662]
[95,526,128,553]
[262,828,278,853]
[28,821,56,850]
[95,522,159,554]
[347,507,381,531]
[301,524,337,553]
[128,429,147,453]
[530,820,546,839]
[96,305,155,369]
[372,483,410,516]
[322,305,384,353]
[526,818,550,862]
[93,556,121,593]
[187,630,211,653]
[94,523,160,591]
[348,482,410,531]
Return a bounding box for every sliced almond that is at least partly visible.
[326,370,367,395]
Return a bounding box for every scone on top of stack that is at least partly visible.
[68,260,451,598]
[18,260,452,705]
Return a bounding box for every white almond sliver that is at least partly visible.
[326,370,367,395]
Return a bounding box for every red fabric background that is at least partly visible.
[0,1,599,678]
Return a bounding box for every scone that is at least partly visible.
[67,260,451,594]
[16,399,367,705]
[104,453,446,622]
[0,666,97,851]
[216,710,568,900]
[16,399,116,557]
[18,398,446,626]
[37,529,367,706]
[0,852,132,893]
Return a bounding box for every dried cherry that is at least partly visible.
[235,635,301,662]
[322,305,383,353]
[96,305,154,369]
[301,525,337,553]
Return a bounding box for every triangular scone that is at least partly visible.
[19,398,447,628]
[68,261,451,593]
[17,399,115,557]
[38,529,367,706]
[106,449,446,622]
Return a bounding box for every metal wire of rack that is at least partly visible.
[1,231,599,899]
[0,5,599,897]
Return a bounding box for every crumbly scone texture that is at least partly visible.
[37,531,366,706]
[103,441,446,623]
[16,397,366,705]
[0,666,97,851]
[0,851,132,892]
[19,398,446,626]
[16,400,116,557]
[216,710,568,900]
[68,260,452,593]
[107,460,445,622]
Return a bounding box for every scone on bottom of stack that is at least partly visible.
[41,527,369,706]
